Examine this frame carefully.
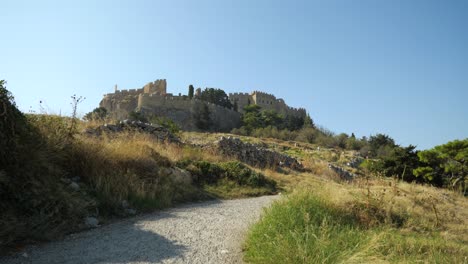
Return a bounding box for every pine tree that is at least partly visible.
[188,85,194,99]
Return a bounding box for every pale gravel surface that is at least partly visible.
[2,195,278,264]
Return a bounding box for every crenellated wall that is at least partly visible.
[228,91,306,118]
[99,79,307,131]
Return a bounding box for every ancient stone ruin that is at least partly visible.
[99,79,307,131]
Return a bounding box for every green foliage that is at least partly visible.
[244,191,369,263]
[414,139,467,192]
[283,114,305,130]
[335,133,349,149]
[368,133,396,158]
[367,145,421,182]
[192,101,212,130]
[84,107,108,121]
[244,190,467,263]
[345,135,365,150]
[149,115,180,134]
[0,80,29,168]
[381,145,420,180]
[199,88,233,109]
[177,160,276,190]
[188,84,194,99]
[0,82,87,249]
[239,104,306,134]
[128,111,148,122]
[303,114,315,128]
[242,105,263,133]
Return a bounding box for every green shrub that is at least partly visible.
[177,160,277,190]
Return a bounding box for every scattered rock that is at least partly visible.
[84,120,180,143]
[217,137,303,170]
[347,158,363,168]
[84,217,99,228]
[328,163,356,181]
[69,182,80,191]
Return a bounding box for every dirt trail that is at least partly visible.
[2,196,277,264]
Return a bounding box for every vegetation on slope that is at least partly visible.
[0,81,277,252]
[244,180,468,263]
[2,79,466,262]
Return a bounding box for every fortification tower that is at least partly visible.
[143,79,167,95]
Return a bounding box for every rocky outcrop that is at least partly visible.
[217,137,303,170]
[84,120,180,143]
[328,164,356,181]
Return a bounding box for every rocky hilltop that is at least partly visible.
[99,79,307,131]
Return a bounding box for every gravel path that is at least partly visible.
[2,195,278,264]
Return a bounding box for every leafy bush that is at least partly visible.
[177,160,276,190]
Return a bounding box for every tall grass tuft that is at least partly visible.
[244,191,370,263]
[244,184,468,263]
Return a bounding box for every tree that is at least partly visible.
[381,145,420,181]
[233,101,238,112]
[284,115,304,131]
[242,105,263,133]
[368,134,396,158]
[303,114,315,129]
[335,133,349,149]
[414,139,467,192]
[84,107,108,121]
[262,110,283,128]
[199,88,233,109]
[192,101,211,130]
[345,136,364,150]
[188,85,194,99]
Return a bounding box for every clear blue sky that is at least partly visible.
[1,0,467,150]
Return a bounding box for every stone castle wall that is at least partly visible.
[229,91,306,118]
[100,79,306,131]
[137,94,241,131]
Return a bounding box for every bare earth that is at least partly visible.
[2,196,277,264]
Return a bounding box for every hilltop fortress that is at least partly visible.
[100,79,307,131]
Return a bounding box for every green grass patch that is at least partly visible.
[244,191,369,263]
[244,190,468,263]
[177,160,277,198]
